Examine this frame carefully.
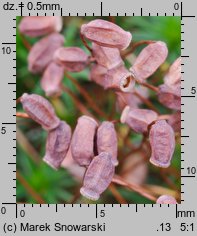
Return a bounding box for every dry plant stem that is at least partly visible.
[60,84,97,120]
[109,97,116,120]
[16,97,22,104]
[122,137,148,166]
[68,189,82,204]
[163,166,181,180]
[65,72,108,119]
[150,75,164,85]
[122,151,148,176]
[16,112,30,119]
[125,135,147,158]
[109,183,127,204]
[160,170,180,191]
[110,119,120,124]
[125,138,135,150]
[145,185,180,202]
[139,82,159,93]
[121,138,150,171]
[108,16,116,23]
[80,32,92,53]
[16,171,45,204]
[134,91,159,113]
[16,126,41,164]
[20,34,32,51]
[122,40,155,58]
[112,175,157,202]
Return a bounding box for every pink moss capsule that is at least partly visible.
[21,93,60,131]
[43,121,71,170]
[28,33,64,74]
[105,65,135,92]
[41,62,64,97]
[149,120,175,168]
[116,86,149,111]
[121,106,158,133]
[61,147,86,181]
[168,111,181,133]
[130,41,168,82]
[80,152,115,201]
[158,84,181,110]
[71,116,98,166]
[19,16,63,37]
[164,57,181,89]
[90,64,107,88]
[81,19,132,50]
[97,121,118,166]
[54,47,89,72]
[156,195,177,204]
[92,43,123,70]
[116,92,137,111]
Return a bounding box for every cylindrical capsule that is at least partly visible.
[116,86,149,111]
[149,120,175,168]
[164,57,181,89]
[130,41,168,82]
[28,33,64,74]
[81,19,132,50]
[121,106,158,133]
[71,116,98,166]
[21,93,60,131]
[61,147,86,181]
[156,195,177,204]
[90,64,108,88]
[43,121,72,170]
[116,92,137,111]
[97,121,118,166]
[19,16,63,37]
[158,84,181,111]
[80,152,115,201]
[41,62,64,97]
[54,47,89,72]
[92,43,123,70]
[105,65,135,92]
[167,111,181,133]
